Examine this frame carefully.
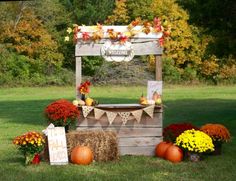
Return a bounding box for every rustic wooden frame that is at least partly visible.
[76,42,162,97]
[75,27,163,155]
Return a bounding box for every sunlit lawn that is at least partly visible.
[0,85,236,181]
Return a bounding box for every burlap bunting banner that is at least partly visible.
[118,112,131,125]
[82,106,94,117]
[143,105,155,118]
[131,109,143,123]
[82,105,155,124]
[94,108,105,120]
[106,111,117,125]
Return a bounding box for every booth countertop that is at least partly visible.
[80,104,162,109]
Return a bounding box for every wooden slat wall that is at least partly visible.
[76,107,163,156]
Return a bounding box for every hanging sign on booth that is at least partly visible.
[101,40,134,62]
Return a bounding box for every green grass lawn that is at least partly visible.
[0,85,236,181]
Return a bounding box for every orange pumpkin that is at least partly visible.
[152,91,160,101]
[165,145,183,163]
[71,146,93,165]
[155,141,172,158]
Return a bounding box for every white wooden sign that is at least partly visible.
[147,81,162,100]
[47,127,68,165]
[101,41,134,62]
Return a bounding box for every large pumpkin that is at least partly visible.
[155,141,172,158]
[71,146,93,165]
[165,145,183,163]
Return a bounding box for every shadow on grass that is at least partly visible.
[0,98,235,135]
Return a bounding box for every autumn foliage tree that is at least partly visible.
[0,10,63,73]
[105,0,130,25]
[106,0,235,83]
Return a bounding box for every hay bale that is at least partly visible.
[66,130,119,162]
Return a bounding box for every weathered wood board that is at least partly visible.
[75,41,162,56]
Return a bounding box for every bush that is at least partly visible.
[0,49,74,87]
[82,57,104,76]
[162,58,181,83]
[92,58,154,85]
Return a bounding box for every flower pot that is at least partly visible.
[187,152,201,162]
[81,94,86,101]
[212,142,222,155]
[32,154,40,164]
[25,153,40,165]
[65,125,70,133]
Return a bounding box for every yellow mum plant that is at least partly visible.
[176,129,214,153]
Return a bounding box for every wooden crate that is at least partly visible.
[77,104,163,156]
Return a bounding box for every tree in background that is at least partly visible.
[125,0,235,83]
[63,0,115,25]
[105,0,130,25]
[0,1,72,86]
[177,0,236,83]
[0,10,63,74]
[106,0,205,83]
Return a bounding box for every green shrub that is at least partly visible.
[163,58,181,83]
[82,57,104,76]
[0,49,74,87]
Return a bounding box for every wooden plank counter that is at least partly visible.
[77,104,163,156]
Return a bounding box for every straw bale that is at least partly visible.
[66,130,119,162]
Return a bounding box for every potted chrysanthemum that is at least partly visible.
[201,124,231,155]
[163,123,199,143]
[44,99,80,132]
[176,129,214,162]
[13,131,45,165]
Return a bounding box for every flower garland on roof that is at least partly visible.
[65,17,171,46]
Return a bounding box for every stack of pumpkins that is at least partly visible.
[155,142,183,163]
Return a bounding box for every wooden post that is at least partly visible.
[76,57,82,99]
[155,55,162,81]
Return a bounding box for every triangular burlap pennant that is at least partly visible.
[131,109,143,123]
[94,108,105,120]
[143,105,155,118]
[82,106,94,117]
[106,111,117,125]
[118,112,131,125]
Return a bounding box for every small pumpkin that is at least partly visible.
[85,97,94,106]
[152,91,160,101]
[71,146,93,165]
[139,93,146,104]
[165,145,183,163]
[155,141,172,158]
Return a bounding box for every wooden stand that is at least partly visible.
[75,26,163,155]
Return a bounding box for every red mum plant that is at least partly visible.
[163,123,199,143]
[44,99,80,127]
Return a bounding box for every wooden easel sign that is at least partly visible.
[147,81,162,100]
[47,126,68,165]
